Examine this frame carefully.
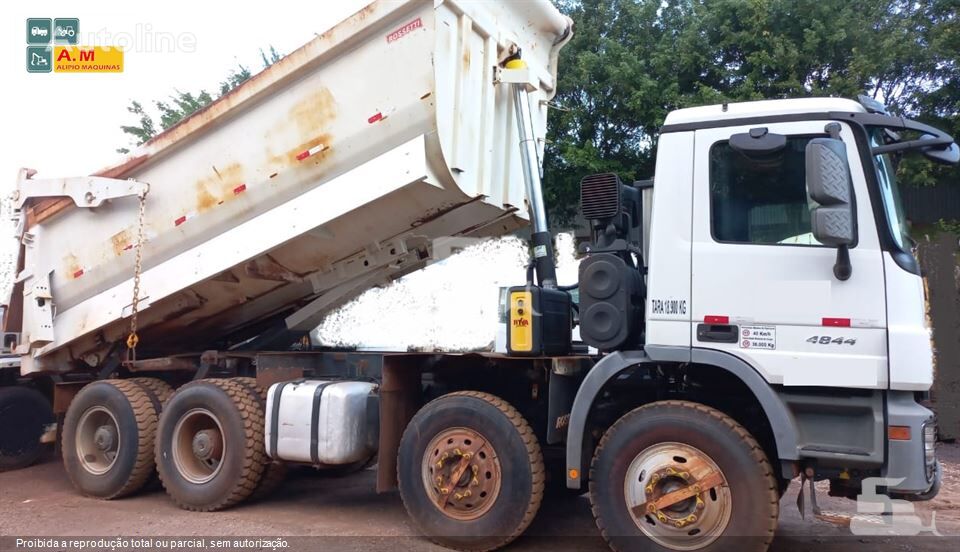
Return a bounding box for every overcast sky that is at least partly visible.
[0,0,372,286]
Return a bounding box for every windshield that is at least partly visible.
[869,129,912,251]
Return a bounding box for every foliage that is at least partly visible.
[117,46,283,153]
[545,0,959,225]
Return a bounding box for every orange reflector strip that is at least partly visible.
[568,469,579,480]
[888,426,911,441]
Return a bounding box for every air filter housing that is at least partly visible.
[580,173,622,220]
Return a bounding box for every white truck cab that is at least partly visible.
[567,97,951,511]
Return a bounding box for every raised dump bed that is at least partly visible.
[5,0,572,373]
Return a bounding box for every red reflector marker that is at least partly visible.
[822,317,851,327]
[174,215,188,227]
[704,315,729,324]
[233,184,247,195]
[368,112,383,124]
[73,269,84,279]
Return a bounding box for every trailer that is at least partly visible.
[4,1,956,551]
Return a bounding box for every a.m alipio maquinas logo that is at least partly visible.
[26,17,123,74]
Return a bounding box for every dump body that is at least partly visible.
[8,0,572,373]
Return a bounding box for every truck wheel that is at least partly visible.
[230,377,287,501]
[589,400,778,552]
[62,380,158,498]
[0,386,54,472]
[130,377,174,405]
[156,379,266,511]
[398,391,544,552]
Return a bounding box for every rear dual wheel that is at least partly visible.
[0,386,54,472]
[62,379,164,498]
[155,378,269,511]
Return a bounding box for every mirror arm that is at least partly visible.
[871,136,953,156]
[834,245,852,281]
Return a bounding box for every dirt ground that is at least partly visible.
[1,444,959,551]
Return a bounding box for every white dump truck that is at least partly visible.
[2,0,956,550]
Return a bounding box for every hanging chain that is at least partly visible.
[126,184,149,363]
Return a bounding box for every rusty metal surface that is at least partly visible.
[52,381,87,414]
[377,355,425,493]
[424,427,501,520]
[125,356,198,373]
[256,366,305,389]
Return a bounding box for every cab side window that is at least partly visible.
[709,136,822,246]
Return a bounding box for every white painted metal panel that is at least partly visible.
[645,132,694,349]
[688,120,888,389]
[884,253,934,390]
[11,0,572,372]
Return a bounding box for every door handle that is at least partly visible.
[697,324,739,343]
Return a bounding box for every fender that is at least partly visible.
[565,346,800,488]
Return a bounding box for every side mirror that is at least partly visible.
[919,136,960,165]
[806,138,857,280]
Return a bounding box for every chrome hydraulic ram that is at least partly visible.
[502,58,558,289]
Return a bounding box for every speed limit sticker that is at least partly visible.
[740,325,776,350]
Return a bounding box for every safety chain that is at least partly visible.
[126,183,149,363]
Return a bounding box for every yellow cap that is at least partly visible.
[505,59,527,69]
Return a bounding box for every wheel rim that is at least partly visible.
[623,442,731,550]
[421,427,502,521]
[75,406,120,475]
[172,408,225,484]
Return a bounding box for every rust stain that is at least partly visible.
[267,87,338,168]
[462,48,471,68]
[110,228,132,257]
[290,87,337,138]
[194,162,245,213]
[63,253,82,280]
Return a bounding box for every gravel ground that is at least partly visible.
[1,443,958,551]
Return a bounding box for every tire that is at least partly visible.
[230,377,287,502]
[62,380,158,498]
[130,377,174,405]
[0,386,54,472]
[156,378,266,511]
[589,400,778,552]
[129,377,175,491]
[398,391,544,552]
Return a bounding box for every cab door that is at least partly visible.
[690,120,888,389]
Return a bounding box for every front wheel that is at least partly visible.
[398,391,544,551]
[589,400,778,552]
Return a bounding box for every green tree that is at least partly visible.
[545,0,959,225]
[117,46,283,153]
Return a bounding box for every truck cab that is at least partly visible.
[569,97,950,511]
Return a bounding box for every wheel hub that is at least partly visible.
[624,442,731,550]
[422,427,502,521]
[192,429,222,461]
[172,408,225,484]
[93,425,117,452]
